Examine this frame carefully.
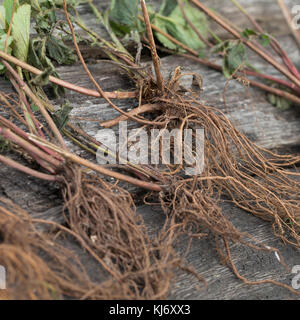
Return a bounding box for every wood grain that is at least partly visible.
[0,0,299,300]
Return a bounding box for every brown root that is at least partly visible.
[137,68,300,295]
[60,166,180,299]
[0,198,98,300]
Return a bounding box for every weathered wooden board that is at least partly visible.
[141,200,300,300]
[54,0,300,150]
[0,0,300,300]
[74,0,299,41]
[0,160,299,300]
[55,47,300,152]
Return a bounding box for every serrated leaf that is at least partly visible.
[11,4,31,62]
[46,35,77,65]
[153,2,209,52]
[222,42,246,78]
[109,0,139,33]
[153,15,178,50]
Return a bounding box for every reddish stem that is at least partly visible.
[190,0,300,89]
[9,76,46,138]
[0,127,62,170]
[0,154,57,181]
[0,50,137,99]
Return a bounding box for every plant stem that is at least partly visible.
[73,10,127,65]
[2,60,67,150]
[277,0,300,49]
[178,0,213,48]
[176,0,300,93]
[140,0,164,93]
[4,0,17,53]
[9,76,44,136]
[63,0,157,126]
[87,0,129,55]
[151,37,300,96]
[62,128,96,155]
[63,127,153,180]
[241,68,300,95]
[162,49,300,105]
[0,113,61,160]
[0,127,62,169]
[138,15,199,56]
[229,0,300,79]
[0,50,137,99]
[190,0,300,89]
[101,103,161,128]
[29,134,163,192]
[0,154,57,181]
[0,91,28,126]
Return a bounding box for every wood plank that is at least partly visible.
[72,0,299,43]
[0,0,300,300]
[0,159,299,299]
[53,43,300,151]
[140,200,300,300]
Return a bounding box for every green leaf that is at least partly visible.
[31,103,39,112]
[0,33,13,72]
[11,4,31,62]
[27,38,65,97]
[153,2,209,52]
[259,33,270,47]
[222,42,246,78]
[0,33,13,53]
[34,4,57,34]
[169,4,208,50]
[109,0,139,33]
[228,42,246,69]
[30,66,54,86]
[53,101,73,130]
[0,6,5,30]
[267,94,292,110]
[159,0,178,16]
[242,28,257,38]
[46,35,77,65]
[4,0,19,28]
[153,15,178,50]
[222,55,231,79]
[211,40,230,54]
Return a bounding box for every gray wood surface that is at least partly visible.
[0,0,300,300]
